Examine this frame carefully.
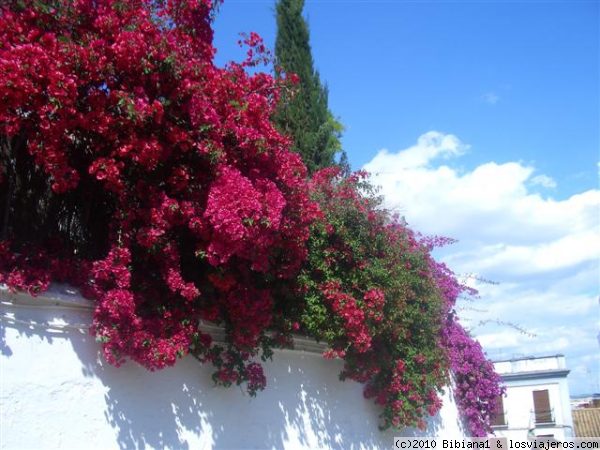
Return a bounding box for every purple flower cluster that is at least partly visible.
[441,317,504,436]
[428,253,505,436]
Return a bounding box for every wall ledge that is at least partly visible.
[1,283,93,309]
[0,283,328,354]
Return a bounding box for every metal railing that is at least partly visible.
[532,408,555,426]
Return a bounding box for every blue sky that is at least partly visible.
[212,1,599,395]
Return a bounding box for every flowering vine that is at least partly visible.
[431,258,505,436]
[0,0,503,436]
[0,0,317,391]
[296,168,449,430]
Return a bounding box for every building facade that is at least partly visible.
[491,355,574,441]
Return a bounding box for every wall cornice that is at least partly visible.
[0,284,328,354]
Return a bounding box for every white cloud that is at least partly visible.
[367,131,467,170]
[482,92,500,105]
[366,137,599,248]
[445,229,600,278]
[477,330,530,350]
[363,131,600,395]
[530,174,557,189]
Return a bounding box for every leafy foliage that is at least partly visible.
[273,0,345,173]
[298,168,449,430]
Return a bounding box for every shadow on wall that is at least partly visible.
[71,336,390,449]
[1,298,463,450]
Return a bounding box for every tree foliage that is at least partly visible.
[273,0,344,173]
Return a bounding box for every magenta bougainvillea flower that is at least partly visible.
[0,0,502,434]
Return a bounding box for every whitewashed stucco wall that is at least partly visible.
[0,286,467,450]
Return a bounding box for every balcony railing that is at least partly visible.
[532,408,555,426]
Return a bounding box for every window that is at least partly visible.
[491,394,506,427]
[533,390,553,424]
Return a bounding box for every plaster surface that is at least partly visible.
[0,287,467,450]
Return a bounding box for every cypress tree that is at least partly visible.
[273,0,345,173]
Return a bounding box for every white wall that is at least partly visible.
[1,287,467,450]
[494,356,566,375]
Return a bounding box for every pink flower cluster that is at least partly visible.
[204,166,286,272]
[321,281,372,353]
[0,0,317,391]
